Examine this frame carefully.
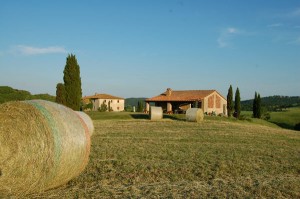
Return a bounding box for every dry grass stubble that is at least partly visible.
[30,119,300,198]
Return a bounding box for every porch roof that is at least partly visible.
[146,89,216,102]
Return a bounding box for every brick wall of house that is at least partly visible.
[204,91,227,115]
[216,95,221,108]
[208,95,214,108]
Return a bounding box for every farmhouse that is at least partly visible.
[83,93,125,111]
[145,88,227,115]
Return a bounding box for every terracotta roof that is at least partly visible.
[83,93,124,100]
[146,89,218,102]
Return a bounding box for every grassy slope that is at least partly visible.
[31,113,300,198]
[0,86,55,103]
[269,107,300,129]
[243,107,300,130]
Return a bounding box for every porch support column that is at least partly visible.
[167,102,172,113]
[146,102,150,112]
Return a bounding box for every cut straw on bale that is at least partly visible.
[0,100,91,197]
[149,106,163,120]
[186,108,204,122]
[75,111,94,136]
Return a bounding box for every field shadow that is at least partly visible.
[270,122,295,130]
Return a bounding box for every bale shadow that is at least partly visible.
[129,113,185,121]
[130,113,149,119]
[163,114,185,121]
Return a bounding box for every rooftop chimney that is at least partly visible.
[166,88,172,96]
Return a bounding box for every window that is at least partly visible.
[117,100,119,103]
[117,107,119,110]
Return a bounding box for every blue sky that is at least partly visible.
[0,0,299,100]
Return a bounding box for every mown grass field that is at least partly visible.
[30,112,300,198]
[269,107,300,129]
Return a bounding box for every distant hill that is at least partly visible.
[0,86,55,103]
[241,95,300,111]
[125,97,147,107]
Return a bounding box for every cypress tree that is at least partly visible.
[257,93,262,118]
[55,83,66,105]
[227,85,234,117]
[63,54,82,111]
[253,92,258,118]
[234,87,241,118]
[137,100,144,112]
[137,101,140,112]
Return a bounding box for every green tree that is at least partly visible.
[63,54,82,111]
[234,87,241,118]
[253,92,262,118]
[253,92,258,118]
[137,100,144,112]
[83,102,93,111]
[98,101,108,112]
[55,83,66,105]
[137,101,141,112]
[108,101,113,112]
[125,105,133,112]
[227,85,234,117]
[257,93,262,118]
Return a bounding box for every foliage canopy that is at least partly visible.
[234,87,241,118]
[227,85,234,117]
[63,54,82,111]
[55,83,66,105]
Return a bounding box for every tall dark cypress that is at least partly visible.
[227,85,234,117]
[253,92,257,118]
[234,87,241,118]
[137,100,144,112]
[63,54,82,111]
[257,93,262,118]
[55,83,66,105]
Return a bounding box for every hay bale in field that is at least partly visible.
[75,111,94,136]
[186,108,204,122]
[149,106,163,120]
[0,100,91,197]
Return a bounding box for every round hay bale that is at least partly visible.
[186,108,204,122]
[149,106,163,120]
[75,111,94,136]
[0,100,91,197]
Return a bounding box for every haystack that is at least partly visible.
[186,108,204,122]
[0,100,91,197]
[149,106,163,120]
[75,111,94,136]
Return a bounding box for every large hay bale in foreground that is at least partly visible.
[149,106,163,120]
[0,100,91,197]
[186,108,204,122]
[75,111,94,136]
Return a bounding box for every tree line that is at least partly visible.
[241,96,300,112]
[226,85,262,119]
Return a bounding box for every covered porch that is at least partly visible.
[145,100,203,114]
